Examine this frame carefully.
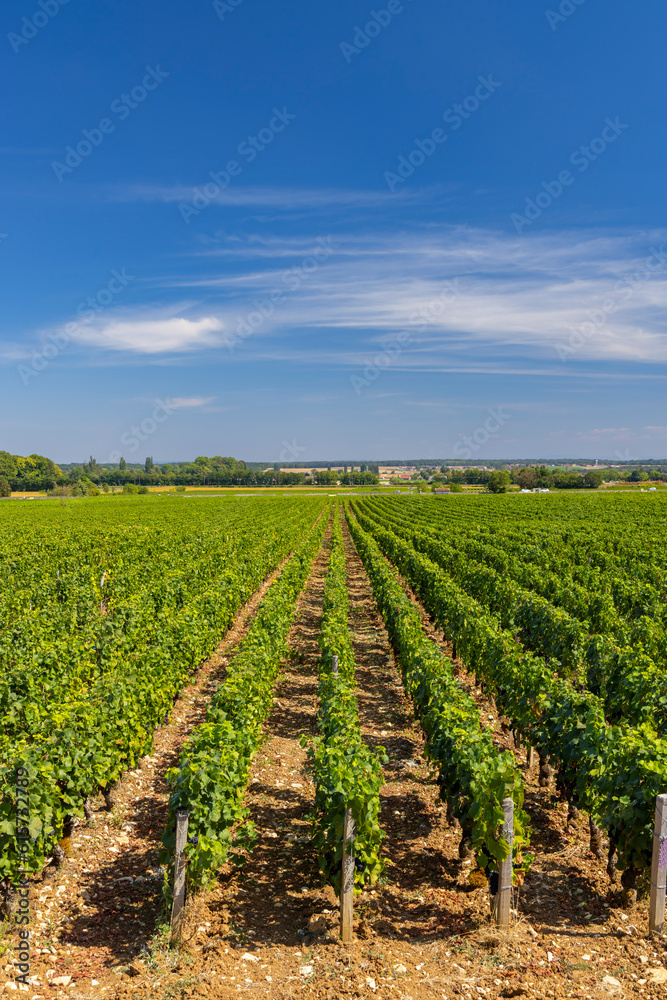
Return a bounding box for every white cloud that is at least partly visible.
[72,316,224,354]
[170,396,215,408]
[577,427,632,437]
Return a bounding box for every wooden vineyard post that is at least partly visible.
[340,807,356,944]
[649,794,667,935]
[527,746,535,770]
[332,654,339,676]
[495,798,514,928]
[169,809,189,945]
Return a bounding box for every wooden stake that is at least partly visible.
[495,798,514,928]
[170,809,189,946]
[527,746,535,769]
[333,655,339,676]
[649,794,667,935]
[340,807,356,944]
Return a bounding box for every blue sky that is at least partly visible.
[1,0,666,463]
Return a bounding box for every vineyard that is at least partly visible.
[2,492,667,999]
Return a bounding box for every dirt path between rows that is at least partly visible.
[113,524,338,999]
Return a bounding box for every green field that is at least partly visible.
[3,489,667,906]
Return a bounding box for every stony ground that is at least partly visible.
[3,524,667,1000]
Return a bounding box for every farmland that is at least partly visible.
[2,492,667,999]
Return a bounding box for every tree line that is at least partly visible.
[430,465,667,492]
[0,452,381,494]
[2,448,665,496]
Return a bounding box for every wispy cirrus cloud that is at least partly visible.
[10,221,667,372]
[108,183,428,210]
[71,316,225,353]
[169,396,215,408]
[576,427,632,438]
[158,225,667,366]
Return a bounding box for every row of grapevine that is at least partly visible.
[0,499,308,738]
[359,499,667,733]
[0,498,327,884]
[417,492,667,593]
[351,502,667,891]
[366,497,658,635]
[368,495,667,632]
[345,509,531,881]
[163,509,329,889]
[306,515,385,894]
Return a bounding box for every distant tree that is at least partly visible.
[487,471,511,493]
[0,477,11,497]
[145,456,154,473]
[119,457,127,471]
[629,470,649,482]
[0,452,18,478]
[450,482,464,493]
[514,467,538,490]
[553,472,584,489]
[315,470,338,486]
[77,476,99,496]
[583,471,603,489]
